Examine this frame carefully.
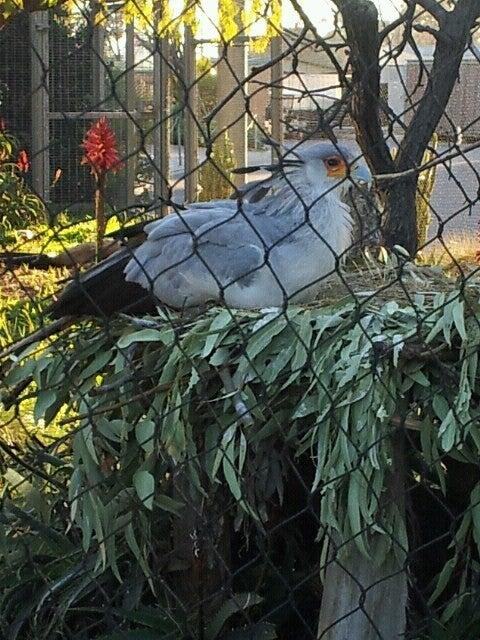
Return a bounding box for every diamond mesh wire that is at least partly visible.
[1,1,480,639]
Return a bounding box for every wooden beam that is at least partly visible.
[216,0,248,186]
[153,35,170,215]
[48,111,143,120]
[317,431,407,640]
[184,25,198,202]
[91,3,106,107]
[30,11,50,202]
[270,27,284,162]
[125,20,137,209]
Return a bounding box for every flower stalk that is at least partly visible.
[81,118,122,261]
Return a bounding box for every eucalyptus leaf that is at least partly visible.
[205,592,263,640]
[133,470,155,510]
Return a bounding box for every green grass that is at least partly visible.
[0,214,126,347]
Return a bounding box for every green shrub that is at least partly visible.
[198,131,235,201]
[0,128,46,242]
[3,262,480,637]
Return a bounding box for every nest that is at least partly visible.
[313,253,480,311]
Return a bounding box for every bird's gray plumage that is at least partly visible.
[124,142,371,310]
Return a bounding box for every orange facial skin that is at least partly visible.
[324,156,348,178]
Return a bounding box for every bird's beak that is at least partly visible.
[232,158,302,175]
[353,163,372,187]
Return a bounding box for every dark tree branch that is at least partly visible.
[288,0,351,84]
[330,0,395,176]
[415,0,448,24]
[413,23,448,41]
[375,139,480,182]
[379,3,415,41]
[398,0,480,169]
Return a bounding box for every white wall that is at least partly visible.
[284,73,342,110]
[381,64,408,125]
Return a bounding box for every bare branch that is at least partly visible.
[416,0,448,24]
[375,139,480,182]
[379,3,416,41]
[288,0,351,84]
[330,0,395,175]
[398,0,480,169]
[413,23,448,41]
[0,317,73,361]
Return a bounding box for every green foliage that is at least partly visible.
[0,216,105,349]
[414,597,480,640]
[197,56,218,119]
[198,132,235,201]
[0,130,46,242]
[4,263,480,636]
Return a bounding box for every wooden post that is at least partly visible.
[216,0,248,186]
[30,11,50,202]
[317,435,407,640]
[91,4,106,107]
[153,31,170,215]
[270,14,283,162]
[125,21,136,210]
[183,26,198,203]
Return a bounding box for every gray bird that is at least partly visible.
[50,142,371,318]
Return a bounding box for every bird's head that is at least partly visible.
[233,141,372,206]
[280,142,372,199]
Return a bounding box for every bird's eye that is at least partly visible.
[323,155,347,177]
[326,157,341,167]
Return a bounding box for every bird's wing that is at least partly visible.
[124,204,267,306]
[194,213,266,287]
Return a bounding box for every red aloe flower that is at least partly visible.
[0,118,6,132]
[81,117,122,177]
[16,150,30,173]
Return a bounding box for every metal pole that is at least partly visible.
[125,20,136,210]
[153,10,170,215]
[184,26,198,203]
[30,11,50,202]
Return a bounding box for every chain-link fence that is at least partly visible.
[1,1,480,639]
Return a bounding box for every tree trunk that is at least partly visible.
[170,470,231,636]
[383,176,418,255]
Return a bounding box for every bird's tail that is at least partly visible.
[48,248,156,319]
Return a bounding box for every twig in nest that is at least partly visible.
[58,381,172,426]
[391,415,422,431]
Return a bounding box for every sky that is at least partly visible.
[282,0,403,30]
